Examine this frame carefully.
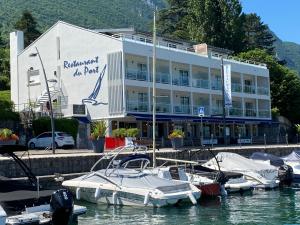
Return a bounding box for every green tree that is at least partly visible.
[187,0,245,52]
[14,10,41,47]
[238,49,300,123]
[0,48,10,90]
[157,0,189,40]
[243,13,275,54]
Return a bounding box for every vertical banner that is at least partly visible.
[223,64,232,108]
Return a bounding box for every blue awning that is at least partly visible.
[74,116,91,124]
[128,113,273,124]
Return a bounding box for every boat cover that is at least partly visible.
[282,151,300,162]
[203,152,278,180]
[250,152,284,167]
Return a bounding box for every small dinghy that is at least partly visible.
[203,152,279,189]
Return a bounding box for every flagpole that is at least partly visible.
[221,57,226,146]
[152,9,157,168]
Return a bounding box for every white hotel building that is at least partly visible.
[10,21,271,146]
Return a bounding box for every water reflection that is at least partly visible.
[75,188,300,225]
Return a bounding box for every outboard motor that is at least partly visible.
[50,189,74,225]
[278,165,294,186]
[215,171,229,185]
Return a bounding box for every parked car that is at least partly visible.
[28,132,75,149]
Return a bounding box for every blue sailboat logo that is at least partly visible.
[82,65,107,105]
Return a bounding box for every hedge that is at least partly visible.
[32,117,79,140]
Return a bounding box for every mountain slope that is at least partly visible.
[0,0,165,40]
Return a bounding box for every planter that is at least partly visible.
[92,138,105,153]
[0,140,16,146]
[125,137,136,146]
[171,138,183,150]
[105,137,125,149]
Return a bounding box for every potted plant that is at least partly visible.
[0,128,19,145]
[168,129,184,149]
[90,121,107,153]
[125,128,139,146]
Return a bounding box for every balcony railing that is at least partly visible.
[150,72,170,84]
[245,108,256,117]
[211,106,223,115]
[257,87,269,95]
[174,105,191,114]
[192,79,209,89]
[126,100,148,112]
[172,76,189,87]
[232,83,242,92]
[229,107,243,117]
[258,110,271,118]
[244,85,256,94]
[126,69,147,81]
[151,102,171,113]
[193,105,209,115]
[211,80,222,90]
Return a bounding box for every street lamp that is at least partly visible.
[29,47,56,154]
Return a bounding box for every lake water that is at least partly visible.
[75,188,300,225]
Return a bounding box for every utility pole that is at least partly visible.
[152,9,157,167]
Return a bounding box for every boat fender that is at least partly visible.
[188,192,197,205]
[95,188,101,199]
[76,187,81,200]
[112,192,117,205]
[144,192,151,205]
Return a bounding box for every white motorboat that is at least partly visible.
[250,152,294,185]
[281,151,300,183]
[63,146,201,207]
[203,152,279,189]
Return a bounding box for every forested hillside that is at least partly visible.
[0,0,166,41]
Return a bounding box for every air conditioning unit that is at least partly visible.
[72,104,86,116]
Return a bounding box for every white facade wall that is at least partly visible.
[13,21,123,120]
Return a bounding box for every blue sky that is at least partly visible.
[242,0,300,44]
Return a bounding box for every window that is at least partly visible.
[137,63,147,72]
[179,70,189,86]
[180,96,189,105]
[138,93,147,102]
[38,133,51,138]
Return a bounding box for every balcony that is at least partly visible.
[126,69,147,81]
[232,83,242,92]
[150,72,170,84]
[229,107,243,117]
[258,110,270,118]
[192,79,209,89]
[174,105,191,114]
[244,85,256,94]
[245,108,256,117]
[126,100,148,112]
[211,80,222,90]
[172,76,189,87]
[151,102,171,113]
[257,87,269,95]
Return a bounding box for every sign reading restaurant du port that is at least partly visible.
[63,56,100,77]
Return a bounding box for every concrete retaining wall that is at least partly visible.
[0,145,298,178]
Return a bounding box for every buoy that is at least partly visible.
[95,188,101,199]
[112,192,117,205]
[144,192,150,205]
[76,187,81,200]
[188,192,197,205]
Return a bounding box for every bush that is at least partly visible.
[168,129,185,139]
[32,117,79,140]
[126,128,139,137]
[90,120,107,140]
[112,128,127,138]
[0,98,19,121]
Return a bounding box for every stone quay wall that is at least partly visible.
[0,145,298,178]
